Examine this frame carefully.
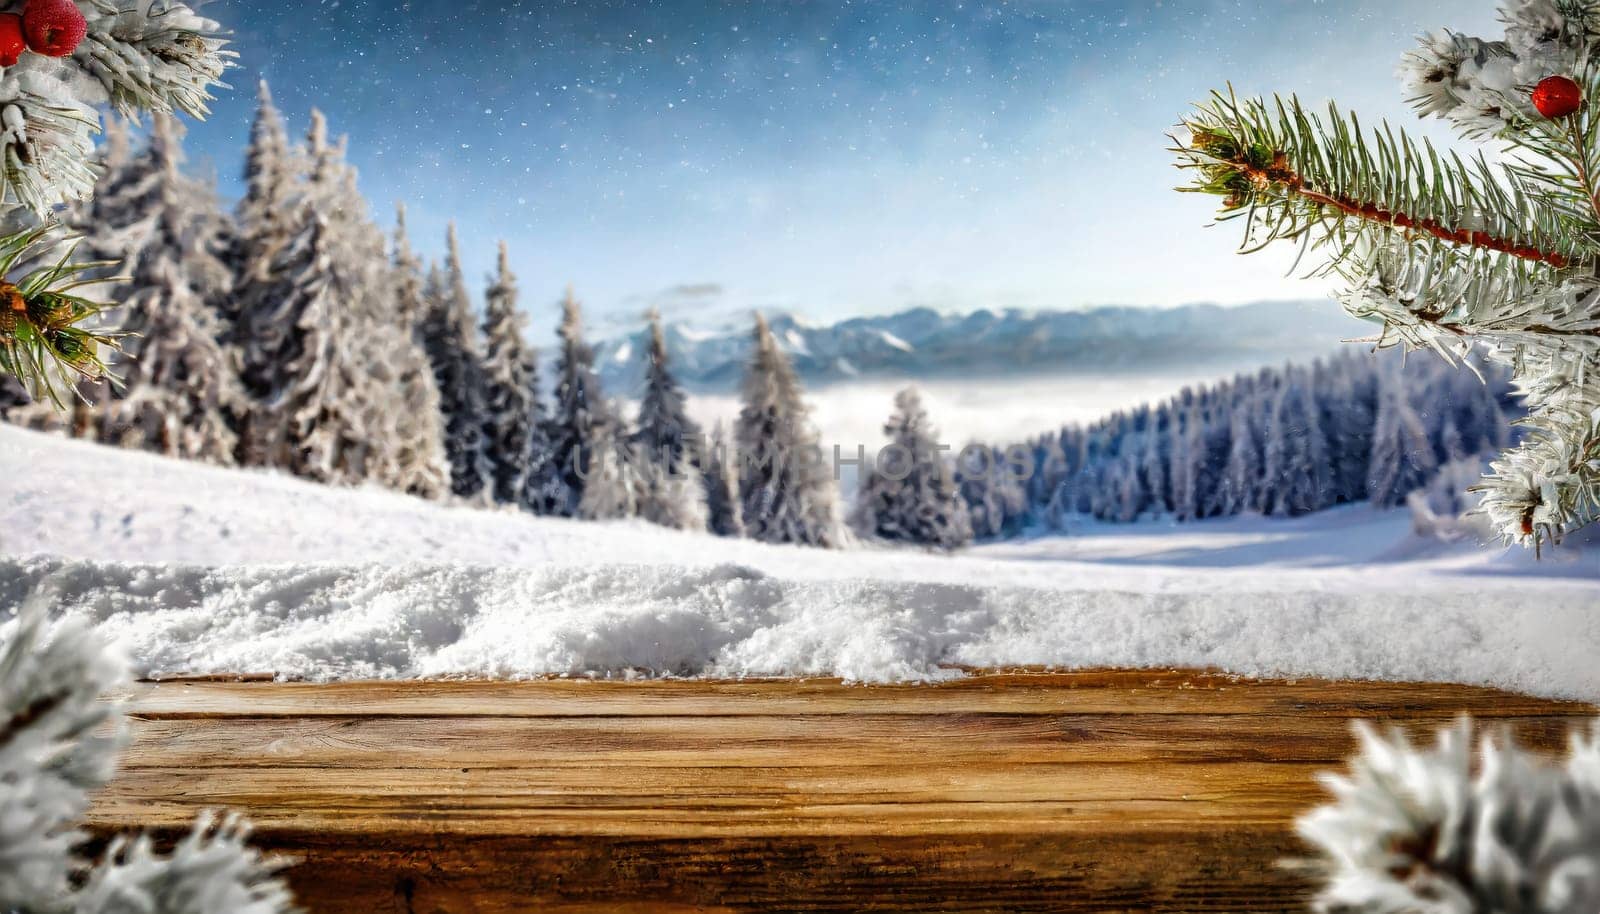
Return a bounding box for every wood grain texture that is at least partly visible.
[87,672,1597,913]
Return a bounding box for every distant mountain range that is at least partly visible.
[591,300,1371,393]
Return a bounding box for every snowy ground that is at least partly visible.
[2,426,1596,697]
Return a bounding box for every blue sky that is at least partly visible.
[183,0,1500,336]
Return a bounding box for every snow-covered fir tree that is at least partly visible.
[478,241,543,507]
[1320,364,1376,510]
[851,388,973,549]
[631,310,709,530]
[1138,414,1168,516]
[575,401,639,522]
[228,85,298,467]
[1168,406,1200,522]
[1261,367,1332,517]
[420,223,491,500]
[735,313,841,547]
[231,81,293,293]
[701,420,745,538]
[540,287,621,518]
[1215,400,1263,516]
[227,80,298,353]
[632,445,708,530]
[957,443,1031,538]
[1,595,295,914]
[65,114,143,281]
[88,116,238,463]
[377,205,451,500]
[1298,719,1600,914]
[1368,360,1440,509]
[233,110,416,486]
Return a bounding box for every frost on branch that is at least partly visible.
[0,1,229,215]
[1297,720,1600,914]
[0,594,296,914]
[75,0,233,121]
[73,812,294,914]
[0,594,123,911]
[0,87,98,212]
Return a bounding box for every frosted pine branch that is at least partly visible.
[1173,0,1600,548]
[1297,719,1600,914]
[73,813,295,914]
[0,90,100,211]
[76,0,233,121]
[0,594,124,913]
[0,593,298,914]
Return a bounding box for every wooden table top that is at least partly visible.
[88,671,1597,913]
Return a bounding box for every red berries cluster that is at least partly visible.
[0,0,88,68]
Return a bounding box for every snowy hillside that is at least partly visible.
[3,426,1595,697]
[591,300,1367,391]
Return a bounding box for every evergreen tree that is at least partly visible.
[86,116,238,463]
[633,442,708,530]
[541,287,619,517]
[420,223,491,499]
[735,313,841,547]
[256,211,340,480]
[68,115,148,282]
[702,420,746,538]
[385,205,451,499]
[234,109,423,487]
[632,310,709,530]
[1321,359,1377,505]
[1139,414,1169,515]
[1169,409,1198,521]
[632,310,703,471]
[851,388,973,549]
[957,444,1027,539]
[1262,368,1332,517]
[230,81,296,322]
[479,241,542,506]
[575,412,639,521]
[1368,363,1440,508]
[1110,454,1144,523]
[1215,400,1263,515]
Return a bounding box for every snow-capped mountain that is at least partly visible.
[592,300,1368,392]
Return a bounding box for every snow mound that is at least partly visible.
[2,426,1596,696]
[4,555,1596,698]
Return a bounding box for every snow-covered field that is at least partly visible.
[2,425,1596,697]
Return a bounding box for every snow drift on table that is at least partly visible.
[4,555,1596,699]
[2,426,1596,697]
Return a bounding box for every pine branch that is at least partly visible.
[0,225,122,408]
[1340,240,1600,355]
[1173,90,1581,274]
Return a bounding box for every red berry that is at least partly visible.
[21,0,86,58]
[0,14,25,67]
[1532,75,1583,119]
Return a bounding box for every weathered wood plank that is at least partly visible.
[118,713,1587,770]
[115,672,1593,718]
[88,672,1597,913]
